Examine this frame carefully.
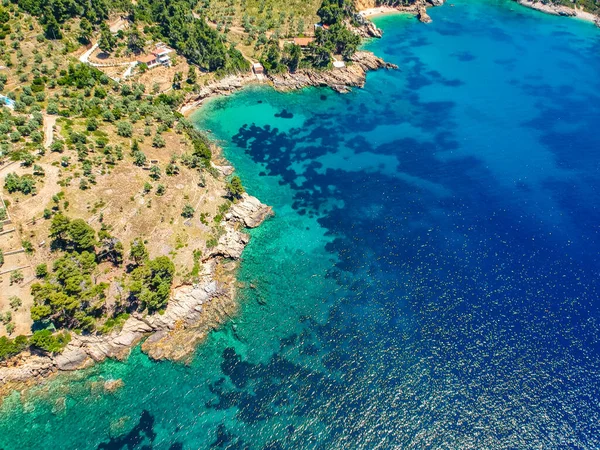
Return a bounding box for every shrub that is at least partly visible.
[29,330,70,354]
[10,270,24,285]
[21,239,34,254]
[1,311,11,324]
[4,173,36,194]
[116,120,133,137]
[152,134,165,148]
[181,204,194,218]
[9,296,22,310]
[35,263,48,278]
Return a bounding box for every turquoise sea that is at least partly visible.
[2,1,600,448]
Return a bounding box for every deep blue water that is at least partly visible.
[2,1,600,448]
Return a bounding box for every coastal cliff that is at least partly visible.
[0,195,272,394]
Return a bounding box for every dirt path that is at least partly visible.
[43,114,56,149]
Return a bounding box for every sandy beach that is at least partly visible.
[359,6,410,18]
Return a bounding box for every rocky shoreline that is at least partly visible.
[515,0,600,26]
[0,15,395,400]
[0,194,272,398]
[179,51,397,115]
[269,51,397,93]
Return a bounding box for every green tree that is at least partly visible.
[50,139,65,153]
[187,65,197,84]
[226,176,245,199]
[0,336,27,361]
[29,330,71,354]
[98,24,116,54]
[86,117,98,131]
[116,120,133,137]
[129,238,149,265]
[284,44,302,73]
[35,263,48,278]
[149,165,161,180]
[99,232,124,266]
[43,7,62,40]
[50,213,71,241]
[172,72,182,89]
[127,29,144,54]
[152,134,166,148]
[261,42,284,74]
[78,18,93,44]
[133,151,147,166]
[67,219,97,251]
[129,256,175,311]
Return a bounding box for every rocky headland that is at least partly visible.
[515,0,600,26]
[269,51,398,93]
[0,194,272,397]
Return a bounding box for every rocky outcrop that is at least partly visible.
[0,194,272,390]
[0,354,55,385]
[54,348,90,371]
[227,193,274,228]
[515,0,600,25]
[418,3,433,23]
[179,74,256,114]
[270,51,397,93]
[180,51,398,115]
[351,14,384,38]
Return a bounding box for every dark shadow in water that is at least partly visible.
[96,410,157,450]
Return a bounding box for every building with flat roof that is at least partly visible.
[252,63,264,74]
[137,54,158,67]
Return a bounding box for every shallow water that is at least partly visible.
[2,1,600,448]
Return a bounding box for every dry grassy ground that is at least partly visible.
[0,10,245,339]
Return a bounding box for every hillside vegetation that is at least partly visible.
[0,0,379,367]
